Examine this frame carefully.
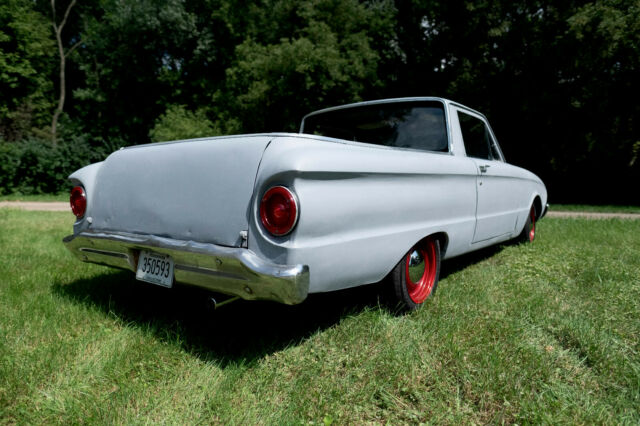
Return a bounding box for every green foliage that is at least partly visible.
[0,0,638,201]
[568,0,640,57]
[149,105,221,142]
[386,0,639,203]
[0,0,55,140]
[0,137,109,195]
[73,0,201,142]
[220,0,396,132]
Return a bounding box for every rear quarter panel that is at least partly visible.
[249,135,479,293]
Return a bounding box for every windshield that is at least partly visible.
[301,101,448,153]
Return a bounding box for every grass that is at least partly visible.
[1,209,639,423]
[552,204,640,214]
[0,193,67,202]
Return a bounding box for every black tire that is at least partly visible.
[390,237,441,311]
[517,205,536,243]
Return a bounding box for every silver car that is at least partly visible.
[64,97,547,310]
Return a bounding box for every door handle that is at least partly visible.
[479,164,490,173]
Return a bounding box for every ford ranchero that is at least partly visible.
[64,97,547,310]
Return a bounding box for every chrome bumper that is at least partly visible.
[63,231,309,305]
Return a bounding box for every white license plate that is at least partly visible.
[136,250,174,288]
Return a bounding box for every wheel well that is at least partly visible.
[425,232,448,257]
[533,196,542,220]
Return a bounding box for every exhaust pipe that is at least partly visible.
[207,295,240,311]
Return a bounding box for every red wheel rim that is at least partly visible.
[404,238,437,304]
[528,207,536,242]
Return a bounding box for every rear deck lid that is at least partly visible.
[89,135,273,247]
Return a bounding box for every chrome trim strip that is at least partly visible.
[63,231,309,305]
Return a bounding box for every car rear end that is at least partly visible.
[63,134,309,304]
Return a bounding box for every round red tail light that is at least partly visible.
[70,186,87,218]
[260,186,298,236]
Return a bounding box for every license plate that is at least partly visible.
[136,250,174,288]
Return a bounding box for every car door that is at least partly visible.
[455,108,520,243]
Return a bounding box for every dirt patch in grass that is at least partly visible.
[546,211,640,219]
[0,201,69,211]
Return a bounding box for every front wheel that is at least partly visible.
[517,205,536,243]
[390,237,441,311]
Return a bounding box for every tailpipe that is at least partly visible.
[206,295,240,311]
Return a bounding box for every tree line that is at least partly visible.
[1,0,638,203]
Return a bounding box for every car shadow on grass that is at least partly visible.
[51,244,506,366]
[52,270,385,366]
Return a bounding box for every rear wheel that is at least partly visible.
[390,237,441,310]
[518,205,536,243]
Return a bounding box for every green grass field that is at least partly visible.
[1,209,639,424]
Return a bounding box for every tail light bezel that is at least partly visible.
[259,186,299,237]
[70,185,87,218]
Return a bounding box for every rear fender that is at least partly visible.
[69,161,104,234]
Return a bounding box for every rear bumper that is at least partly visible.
[63,231,309,305]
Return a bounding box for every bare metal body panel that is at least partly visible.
[79,135,273,247]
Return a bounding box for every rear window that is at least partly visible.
[302,101,449,153]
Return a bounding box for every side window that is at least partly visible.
[458,111,497,160]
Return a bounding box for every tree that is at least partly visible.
[564,0,640,202]
[0,0,55,141]
[149,104,221,142]
[71,0,200,142]
[50,0,81,143]
[218,0,397,132]
[386,0,639,203]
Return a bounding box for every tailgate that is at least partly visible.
[89,135,273,247]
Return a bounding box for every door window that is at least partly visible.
[458,111,501,161]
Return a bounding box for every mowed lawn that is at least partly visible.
[1,209,639,424]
